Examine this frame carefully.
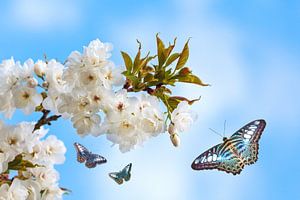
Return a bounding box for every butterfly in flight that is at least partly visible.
[73,142,107,168]
[109,163,132,185]
[191,119,266,175]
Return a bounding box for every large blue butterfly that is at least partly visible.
[73,142,107,168]
[109,163,132,185]
[191,119,266,175]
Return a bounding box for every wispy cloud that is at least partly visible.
[102,1,251,199]
[100,0,300,199]
[4,0,82,32]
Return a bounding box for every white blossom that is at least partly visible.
[71,111,101,137]
[45,60,67,95]
[0,92,15,118]
[0,152,9,173]
[105,94,165,152]
[0,38,198,159]
[12,86,42,115]
[0,179,30,200]
[99,64,125,89]
[88,86,114,111]
[169,101,197,134]
[34,60,47,77]
[41,184,63,200]
[21,179,42,200]
[0,121,66,199]
[105,89,137,114]
[29,167,59,189]
[82,38,113,67]
[41,135,66,164]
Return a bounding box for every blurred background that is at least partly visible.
[0,0,299,199]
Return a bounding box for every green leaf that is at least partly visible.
[176,74,209,86]
[142,66,155,73]
[133,40,141,73]
[61,187,72,195]
[8,154,23,169]
[20,160,37,168]
[164,68,173,79]
[158,86,172,95]
[158,94,178,113]
[163,38,177,61]
[156,34,166,67]
[135,82,146,90]
[154,69,165,81]
[122,70,131,76]
[169,96,201,105]
[8,154,40,171]
[167,98,181,112]
[135,54,156,74]
[176,39,189,70]
[165,53,180,67]
[121,51,133,72]
[143,73,155,82]
[125,74,139,85]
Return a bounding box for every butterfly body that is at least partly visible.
[74,142,107,168]
[109,163,132,185]
[191,119,266,175]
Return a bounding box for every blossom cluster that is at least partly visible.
[0,39,197,153]
[0,120,66,200]
[0,37,200,199]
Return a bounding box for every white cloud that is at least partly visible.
[96,1,299,200]
[109,0,248,122]
[102,1,251,200]
[6,0,81,31]
[97,136,190,200]
[245,48,300,125]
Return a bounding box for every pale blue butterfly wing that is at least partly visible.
[109,163,132,184]
[108,172,124,184]
[74,142,107,168]
[192,119,266,175]
[229,119,266,165]
[191,143,245,175]
[121,163,132,181]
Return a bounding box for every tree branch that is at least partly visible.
[33,109,61,132]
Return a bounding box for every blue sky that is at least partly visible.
[0,0,300,199]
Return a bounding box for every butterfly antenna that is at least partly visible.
[223,120,227,138]
[209,128,223,138]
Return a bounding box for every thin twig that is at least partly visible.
[33,109,61,132]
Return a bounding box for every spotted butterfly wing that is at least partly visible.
[229,119,266,165]
[191,119,266,175]
[109,163,132,184]
[73,142,107,168]
[191,143,245,175]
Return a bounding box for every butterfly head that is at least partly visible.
[222,137,228,142]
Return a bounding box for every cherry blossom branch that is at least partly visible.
[123,79,162,95]
[33,109,61,132]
